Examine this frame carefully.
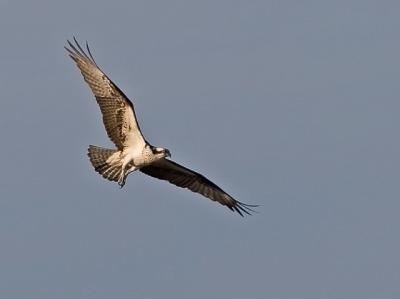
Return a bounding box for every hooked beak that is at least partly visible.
[165,149,171,158]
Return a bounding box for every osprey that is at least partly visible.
[65,38,256,216]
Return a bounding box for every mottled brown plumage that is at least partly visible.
[66,38,257,216]
[65,38,145,150]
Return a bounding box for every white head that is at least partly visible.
[151,146,171,158]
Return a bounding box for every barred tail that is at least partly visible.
[87,145,121,182]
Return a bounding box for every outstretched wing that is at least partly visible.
[65,38,146,150]
[140,159,257,216]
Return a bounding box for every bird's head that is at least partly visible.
[152,146,171,158]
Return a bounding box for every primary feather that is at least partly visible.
[66,38,257,216]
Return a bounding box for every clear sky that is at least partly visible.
[0,1,399,298]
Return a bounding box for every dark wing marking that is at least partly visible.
[140,159,257,216]
[65,37,146,150]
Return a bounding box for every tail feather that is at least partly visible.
[88,145,121,182]
[107,166,121,181]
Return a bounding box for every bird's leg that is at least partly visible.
[118,164,137,188]
[118,171,126,188]
[118,158,137,188]
[118,161,128,188]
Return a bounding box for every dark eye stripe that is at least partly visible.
[152,148,163,154]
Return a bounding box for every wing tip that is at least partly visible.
[231,201,259,217]
[65,36,97,65]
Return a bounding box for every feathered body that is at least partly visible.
[66,38,256,216]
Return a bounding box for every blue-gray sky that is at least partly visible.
[1,1,399,298]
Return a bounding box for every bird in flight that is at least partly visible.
[65,38,256,216]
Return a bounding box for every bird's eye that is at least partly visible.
[152,147,162,154]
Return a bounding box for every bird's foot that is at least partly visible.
[118,180,125,188]
[118,172,126,188]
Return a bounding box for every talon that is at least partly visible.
[118,176,125,188]
[118,171,126,188]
